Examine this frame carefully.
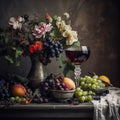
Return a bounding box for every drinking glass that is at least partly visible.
[65,46,90,86]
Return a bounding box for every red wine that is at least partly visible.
[65,46,90,65]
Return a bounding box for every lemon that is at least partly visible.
[98,75,112,86]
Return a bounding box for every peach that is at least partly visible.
[12,84,26,97]
[63,77,76,90]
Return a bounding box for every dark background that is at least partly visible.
[0,0,120,87]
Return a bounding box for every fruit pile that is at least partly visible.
[39,73,75,97]
[75,74,108,103]
[0,73,76,105]
[0,73,111,106]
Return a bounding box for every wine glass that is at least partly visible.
[65,46,90,86]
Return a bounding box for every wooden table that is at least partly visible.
[0,102,94,120]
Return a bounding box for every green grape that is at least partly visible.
[79,96,86,103]
[82,91,88,96]
[97,79,102,83]
[80,81,85,86]
[86,79,90,84]
[81,84,86,90]
[95,82,99,86]
[87,83,92,89]
[86,76,91,81]
[84,96,88,101]
[80,77,84,81]
[101,83,105,88]
[10,97,15,102]
[99,82,104,88]
[21,97,26,102]
[76,87,81,92]
[17,98,22,103]
[92,84,97,90]
[88,90,93,95]
[84,75,89,78]
[15,96,20,101]
[81,77,86,82]
[15,96,22,103]
[91,78,97,84]
[92,75,98,79]
[96,85,101,89]
[87,95,93,101]
[75,91,83,97]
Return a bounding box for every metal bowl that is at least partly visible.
[51,89,75,100]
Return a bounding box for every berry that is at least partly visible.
[24,100,29,105]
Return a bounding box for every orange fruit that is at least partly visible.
[63,77,76,90]
[12,84,26,97]
[98,75,112,86]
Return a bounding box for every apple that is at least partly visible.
[63,77,76,90]
[12,84,27,97]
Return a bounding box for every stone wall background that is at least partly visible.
[0,0,119,87]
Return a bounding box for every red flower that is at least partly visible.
[45,13,52,22]
[20,36,25,42]
[29,41,43,53]
[29,45,35,53]
[34,41,43,51]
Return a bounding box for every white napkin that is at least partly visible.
[92,87,120,120]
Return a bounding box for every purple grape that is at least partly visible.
[44,82,49,87]
[39,98,44,103]
[44,98,49,103]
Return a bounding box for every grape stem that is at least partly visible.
[26,89,39,103]
[88,72,96,76]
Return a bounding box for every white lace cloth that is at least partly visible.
[92,87,120,120]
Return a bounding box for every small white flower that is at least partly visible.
[56,20,66,32]
[64,25,72,31]
[9,16,24,29]
[62,30,78,45]
[63,12,70,19]
[18,16,25,22]
[56,17,62,22]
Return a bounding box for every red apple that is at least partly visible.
[63,77,76,90]
[12,84,26,97]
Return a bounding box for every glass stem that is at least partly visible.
[74,64,81,87]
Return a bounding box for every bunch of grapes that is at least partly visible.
[75,87,95,103]
[75,75,106,102]
[53,76,66,90]
[32,92,49,103]
[39,73,67,98]
[40,38,63,64]
[39,73,55,97]
[79,75,105,91]
[0,78,10,100]
[9,96,28,104]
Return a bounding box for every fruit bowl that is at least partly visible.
[51,89,75,101]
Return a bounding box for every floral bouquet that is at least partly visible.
[0,12,80,66]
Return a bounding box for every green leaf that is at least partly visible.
[53,15,57,20]
[14,59,20,66]
[5,55,14,64]
[5,55,21,66]
[5,37,10,44]
[15,74,29,85]
[72,41,80,47]
[56,55,66,68]
[15,48,23,58]
[50,31,55,37]
[63,61,75,76]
